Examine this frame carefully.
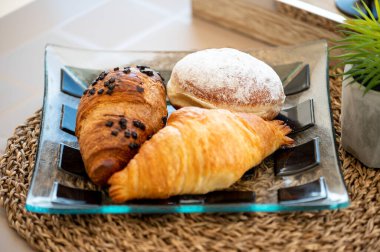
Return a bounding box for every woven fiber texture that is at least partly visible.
[1,70,380,252]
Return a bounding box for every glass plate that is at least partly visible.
[26,40,349,214]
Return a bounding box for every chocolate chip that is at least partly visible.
[111,130,118,136]
[114,67,119,71]
[136,65,148,70]
[98,89,104,94]
[141,70,154,76]
[119,118,127,129]
[162,116,167,125]
[123,67,131,74]
[89,88,96,95]
[104,81,110,87]
[106,89,113,95]
[131,132,138,139]
[109,84,115,90]
[109,77,116,83]
[136,86,144,93]
[147,71,154,76]
[91,80,97,86]
[104,70,109,75]
[124,130,131,138]
[83,89,88,95]
[99,72,106,80]
[147,134,153,140]
[157,72,165,81]
[133,120,146,130]
[105,121,113,127]
[128,143,140,150]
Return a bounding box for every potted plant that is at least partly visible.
[332,0,380,168]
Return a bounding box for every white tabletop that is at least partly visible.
[0,0,267,250]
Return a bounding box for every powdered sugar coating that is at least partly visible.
[171,48,284,105]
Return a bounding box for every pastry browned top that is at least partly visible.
[76,66,165,138]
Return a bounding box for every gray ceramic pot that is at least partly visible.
[341,65,380,168]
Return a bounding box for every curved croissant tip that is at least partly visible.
[108,171,131,203]
[108,184,128,203]
[283,136,295,146]
[107,171,118,185]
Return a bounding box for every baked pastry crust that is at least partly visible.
[167,48,285,120]
[108,107,293,202]
[75,66,167,185]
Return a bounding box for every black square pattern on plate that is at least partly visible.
[283,64,310,96]
[52,182,102,205]
[60,104,77,135]
[59,144,87,177]
[278,177,327,204]
[272,62,302,84]
[276,99,315,133]
[204,190,256,204]
[274,137,320,176]
[61,68,86,97]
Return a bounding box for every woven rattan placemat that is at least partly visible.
[1,70,380,252]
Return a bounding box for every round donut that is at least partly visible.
[167,48,285,120]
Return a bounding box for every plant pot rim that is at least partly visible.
[344,64,380,94]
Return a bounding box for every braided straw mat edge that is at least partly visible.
[1,70,380,252]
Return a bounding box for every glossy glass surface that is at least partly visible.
[274,138,321,176]
[59,144,87,177]
[283,64,310,95]
[278,177,327,204]
[25,40,349,214]
[60,104,77,135]
[276,99,315,133]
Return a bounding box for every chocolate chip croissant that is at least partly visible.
[75,66,167,186]
[108,107,293,202]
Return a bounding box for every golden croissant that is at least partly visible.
[108,107,293,202]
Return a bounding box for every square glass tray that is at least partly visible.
[26,40,349,214]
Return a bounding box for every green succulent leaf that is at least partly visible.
[330,0,380,94]
[365,74,380,93]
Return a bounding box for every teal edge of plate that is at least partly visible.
[25,201,350,215]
